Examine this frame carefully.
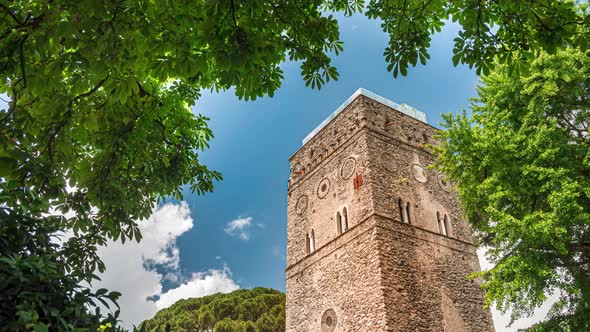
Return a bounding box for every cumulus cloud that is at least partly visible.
[92,202,239,329]
[224,216,254,240]
[155,267,238,309]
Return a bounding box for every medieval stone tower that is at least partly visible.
[285,89,495,332]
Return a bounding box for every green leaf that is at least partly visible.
[95,288,108,296]
[0,157,18,178]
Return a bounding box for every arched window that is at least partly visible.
[310,230,315,253]
[406,202,412,224]
[437,212,449,236]
[398,198,406,223]
[337,207,349,236]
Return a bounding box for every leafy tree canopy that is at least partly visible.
[1,1,349,329]
[434,48,590,330]
[367,0,589,76]
[138,288,285,332]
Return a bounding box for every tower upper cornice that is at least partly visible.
[302,88,426,146]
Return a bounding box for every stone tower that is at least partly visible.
[285,89,495,332]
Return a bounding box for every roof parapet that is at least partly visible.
[302,88,427,145]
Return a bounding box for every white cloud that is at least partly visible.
[155,266,239,310]
[224,216,254,240]
[92,202,240,329]
[477,248,558,331]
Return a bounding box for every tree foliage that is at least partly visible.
[434,48,590,330]
[0,211,123,332]
[138,288,285,332]
[366,0,589,77]
[0,0,355,329]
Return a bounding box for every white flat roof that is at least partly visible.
[302,88,427,145]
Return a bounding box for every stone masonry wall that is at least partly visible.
[286,96,381,331]
[286,218,387,332]
[289,97,368,187]
[365,130,473,243]
[287,97,374,267]
[286,93,495,332]
[375,216,494,331]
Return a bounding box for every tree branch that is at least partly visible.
[18,34,27,88]
[230,0,238,26]
[69,75,110,107]
[41,74,111,182]
[0,4,23,26]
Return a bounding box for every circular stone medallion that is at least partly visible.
[317,178,331,199]
[411,164,428,183]
[295,195,308,215]
[438,174,452,192]
[340,157,356,179]
[321,309,337,332]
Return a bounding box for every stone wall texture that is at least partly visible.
[286,95,495,332]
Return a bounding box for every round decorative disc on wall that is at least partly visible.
[317,178,331,199]
[438,174,452,192]
[340,157,356,179]
[295,195,308,215]
[381,152,393,172]
[321,309,337,332]
[411,164,428,183]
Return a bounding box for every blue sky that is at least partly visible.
[95,12,552,331]
[179,14,479,292]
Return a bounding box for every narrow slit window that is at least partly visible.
[306,233,310,254]
[343,207,348,231]
[437,211,443,234]
[337,212,342,235]
[310,230,316,253]
[398,199,405,223]
[406,202,412,224]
